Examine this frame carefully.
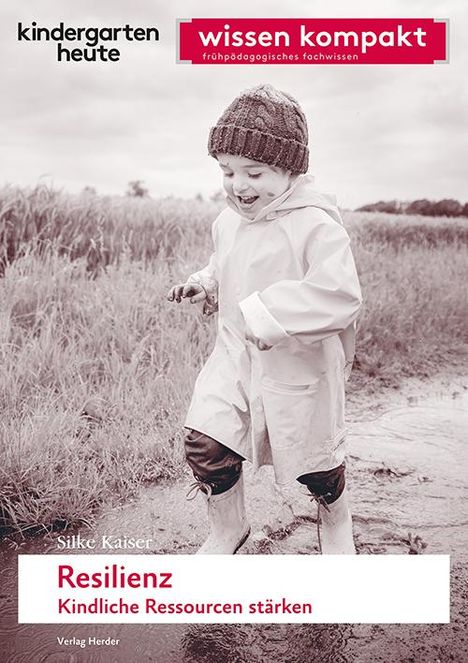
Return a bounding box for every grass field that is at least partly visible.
[0,185,466,535]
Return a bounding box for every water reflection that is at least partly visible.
[183,624,351,663]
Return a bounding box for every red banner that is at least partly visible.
[177,18,448,65]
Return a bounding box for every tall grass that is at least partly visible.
[347,210,468,249]
[0,188,466,535]
[346,211,467,388]
[0,185,219,273]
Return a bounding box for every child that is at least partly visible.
[168,84,362,554]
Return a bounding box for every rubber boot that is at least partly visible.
[318,488,356,554]
[197,475,250,554]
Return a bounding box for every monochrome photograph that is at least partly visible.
[0,0,466,661]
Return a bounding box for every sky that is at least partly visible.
[0,0,467,209]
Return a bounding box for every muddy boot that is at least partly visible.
[196,475,250,554]
[318,488,355,554]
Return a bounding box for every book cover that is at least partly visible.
[0,1,465,661]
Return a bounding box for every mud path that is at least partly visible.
[1,375,467,662]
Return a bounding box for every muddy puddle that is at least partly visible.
[348,388,468,556]
[1,384,467,662]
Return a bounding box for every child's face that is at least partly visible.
[217,154,294,219]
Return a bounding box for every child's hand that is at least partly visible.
[245,322,272,351]
[167,283,207,304]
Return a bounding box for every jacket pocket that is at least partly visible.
[261,378,316,393]
[261,377,320,450]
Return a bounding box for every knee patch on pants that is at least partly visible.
[297,463,346,505]
[184,429,244,495]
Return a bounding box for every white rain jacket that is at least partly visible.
[185,175,362,484]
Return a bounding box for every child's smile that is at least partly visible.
[217,154,295,219]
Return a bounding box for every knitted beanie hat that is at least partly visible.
[208,84,309,174]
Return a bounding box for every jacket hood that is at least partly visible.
[226,175,343,226]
